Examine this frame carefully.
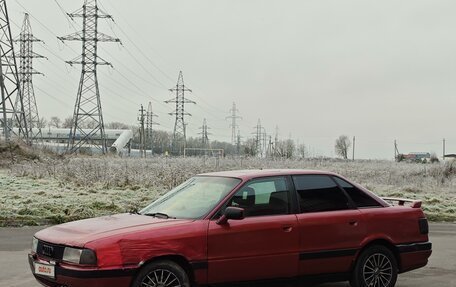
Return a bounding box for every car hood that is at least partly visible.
[35,213,193,247]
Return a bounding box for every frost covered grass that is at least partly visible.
[2,156,456,226]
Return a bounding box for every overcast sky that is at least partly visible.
[6,0,456,159]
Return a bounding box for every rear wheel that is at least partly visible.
[131,260,191,287]
[350,245,398,287]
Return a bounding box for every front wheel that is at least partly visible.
[350,245,398,287]
[131,260,191,287]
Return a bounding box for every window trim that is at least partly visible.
[291,174,357,214]
[331,176,384,209]
[210,175,295,220]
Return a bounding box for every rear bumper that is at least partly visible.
[397,242,432,273]
[29,254,135,287]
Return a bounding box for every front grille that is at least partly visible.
[37,240,65,260]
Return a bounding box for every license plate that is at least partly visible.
[34,262,55,278]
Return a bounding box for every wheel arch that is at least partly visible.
[353,238,401,271]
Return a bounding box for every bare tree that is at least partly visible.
[49,116,61,128]
[335,135,351,159]
[62,117,74,128]
[105,122,130,130]
[37,118,47,129]
[244,138,258,157]
[297,143,307,159]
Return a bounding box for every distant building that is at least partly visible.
[397,152,431,162]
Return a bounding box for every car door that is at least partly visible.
[292,175,366,275]
[207,176,300,284]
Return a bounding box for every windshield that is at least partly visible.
[140,176,241,219]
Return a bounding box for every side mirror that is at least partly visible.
[216,207,245,225]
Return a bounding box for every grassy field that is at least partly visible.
[1,155,456,226]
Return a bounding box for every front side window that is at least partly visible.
[333,177,381,208]
[140,176,241,219]
[293,175,350,213]
[226,177,290,217]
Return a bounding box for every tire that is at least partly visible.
[131,260,191,287]
[350,245,398,287]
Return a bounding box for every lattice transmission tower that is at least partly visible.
[58,0,120,154]
[165,71,195,154]
[138,104,146,158]
[226,102,241,145]
[0,0,27,141]
[145,102,159,155]
[253,119,262,156]
[14,13,45,141]
[199,118,210,147]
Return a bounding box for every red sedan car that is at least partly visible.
[29,169,431,287]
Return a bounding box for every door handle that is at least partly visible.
[282,225,293,232]
[349,220,358,226]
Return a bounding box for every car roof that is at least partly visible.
[198,169,339,180]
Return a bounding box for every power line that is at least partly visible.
[101,1,176,84]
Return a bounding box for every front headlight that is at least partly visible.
[31,237,38,253]
[63,247,97,265]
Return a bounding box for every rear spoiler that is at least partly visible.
[382,197,422,208]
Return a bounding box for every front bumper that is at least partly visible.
[28,254,135,287]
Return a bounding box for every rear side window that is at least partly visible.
[293,175,350,213]
[333,177,381,208]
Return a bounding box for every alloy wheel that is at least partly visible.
[362,253,393,287]
[141,269,181,287]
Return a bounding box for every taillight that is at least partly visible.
[419,218,429,234]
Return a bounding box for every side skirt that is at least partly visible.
[200,272,350,287]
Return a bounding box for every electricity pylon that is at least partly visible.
[199,118,210,147]
[138,104,146,158]
[165,71,195,155]
[145,102,159,155]
[0,0,28,141]
[226,102,241,145]
[58,0,120,154]
[253,119,263,157]
[14,13,45,141]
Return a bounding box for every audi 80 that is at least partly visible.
[29,169,431,287]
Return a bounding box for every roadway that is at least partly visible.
[0,224,454,287]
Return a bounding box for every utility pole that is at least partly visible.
[352,136,356,161]
[0,0,28,141]
[59,0,121,154]
[394,140,400,161]
[165,71,195,155]
[262,129,267,157]
[236,130,242,155]
[145,102,158,156]
[274,125,279,158]
[226,102,241,145]
[268,135,274,158]
[443,138,446,161]
[14,13,45,142]
[138,105,146,158]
